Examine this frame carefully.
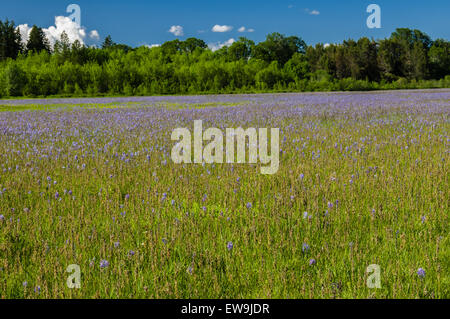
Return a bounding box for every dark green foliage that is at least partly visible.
[4,63,27,96]
[0,23,448,98]
[428,39,450,79]
[26,25,50,54]
[182,38,207,53]
[253,32,306,65]
[102,35,115,49]
[227,37,255,61]
[0,19,22,60]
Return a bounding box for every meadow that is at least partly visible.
[0,89,448,299]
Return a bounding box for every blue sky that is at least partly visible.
[2,0,449,48]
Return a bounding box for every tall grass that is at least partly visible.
[0,90,448,298]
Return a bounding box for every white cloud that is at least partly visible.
[17,16,100,47]
[169,25,184,36]
[146,44,161,48]
[324,43,330,48]
[212,25,233,33]
[237,26,255,33]
[89,30,100,40]
[45,16,87,46]
[17,24,32,43]
[208,38,235,51]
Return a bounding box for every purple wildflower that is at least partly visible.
[302,243,310,253]
[417,268,425,278]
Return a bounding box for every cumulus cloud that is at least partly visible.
[208,38,235,51]
[212,25,233,33]
[89,30,100,40]
[17,24,32,43]
[238,26,255,33]
[17,16,100,47]
[324,43,330,48]
[169,25,184,36]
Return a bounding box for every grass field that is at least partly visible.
[0,90,448,299]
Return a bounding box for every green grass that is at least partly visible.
[0,96,448,299]
[0,101,249,112]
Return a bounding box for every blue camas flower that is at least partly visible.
[417,268,425,278]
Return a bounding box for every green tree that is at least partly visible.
[253,32,306,65]
[0,19,22,60]
[228,37,255,61]
[182,38,207,53]
[411,42,428,80]
[5,63,27,96]
[102,35,115,49]
[284,52,310,80]
[428,39,450,79]
[0,27,448,98]
[356,38,379,81]
[390,28,432,79]
[378,38,403,80]
[26,25,50,53]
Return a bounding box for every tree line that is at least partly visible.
[0,21,449,98]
